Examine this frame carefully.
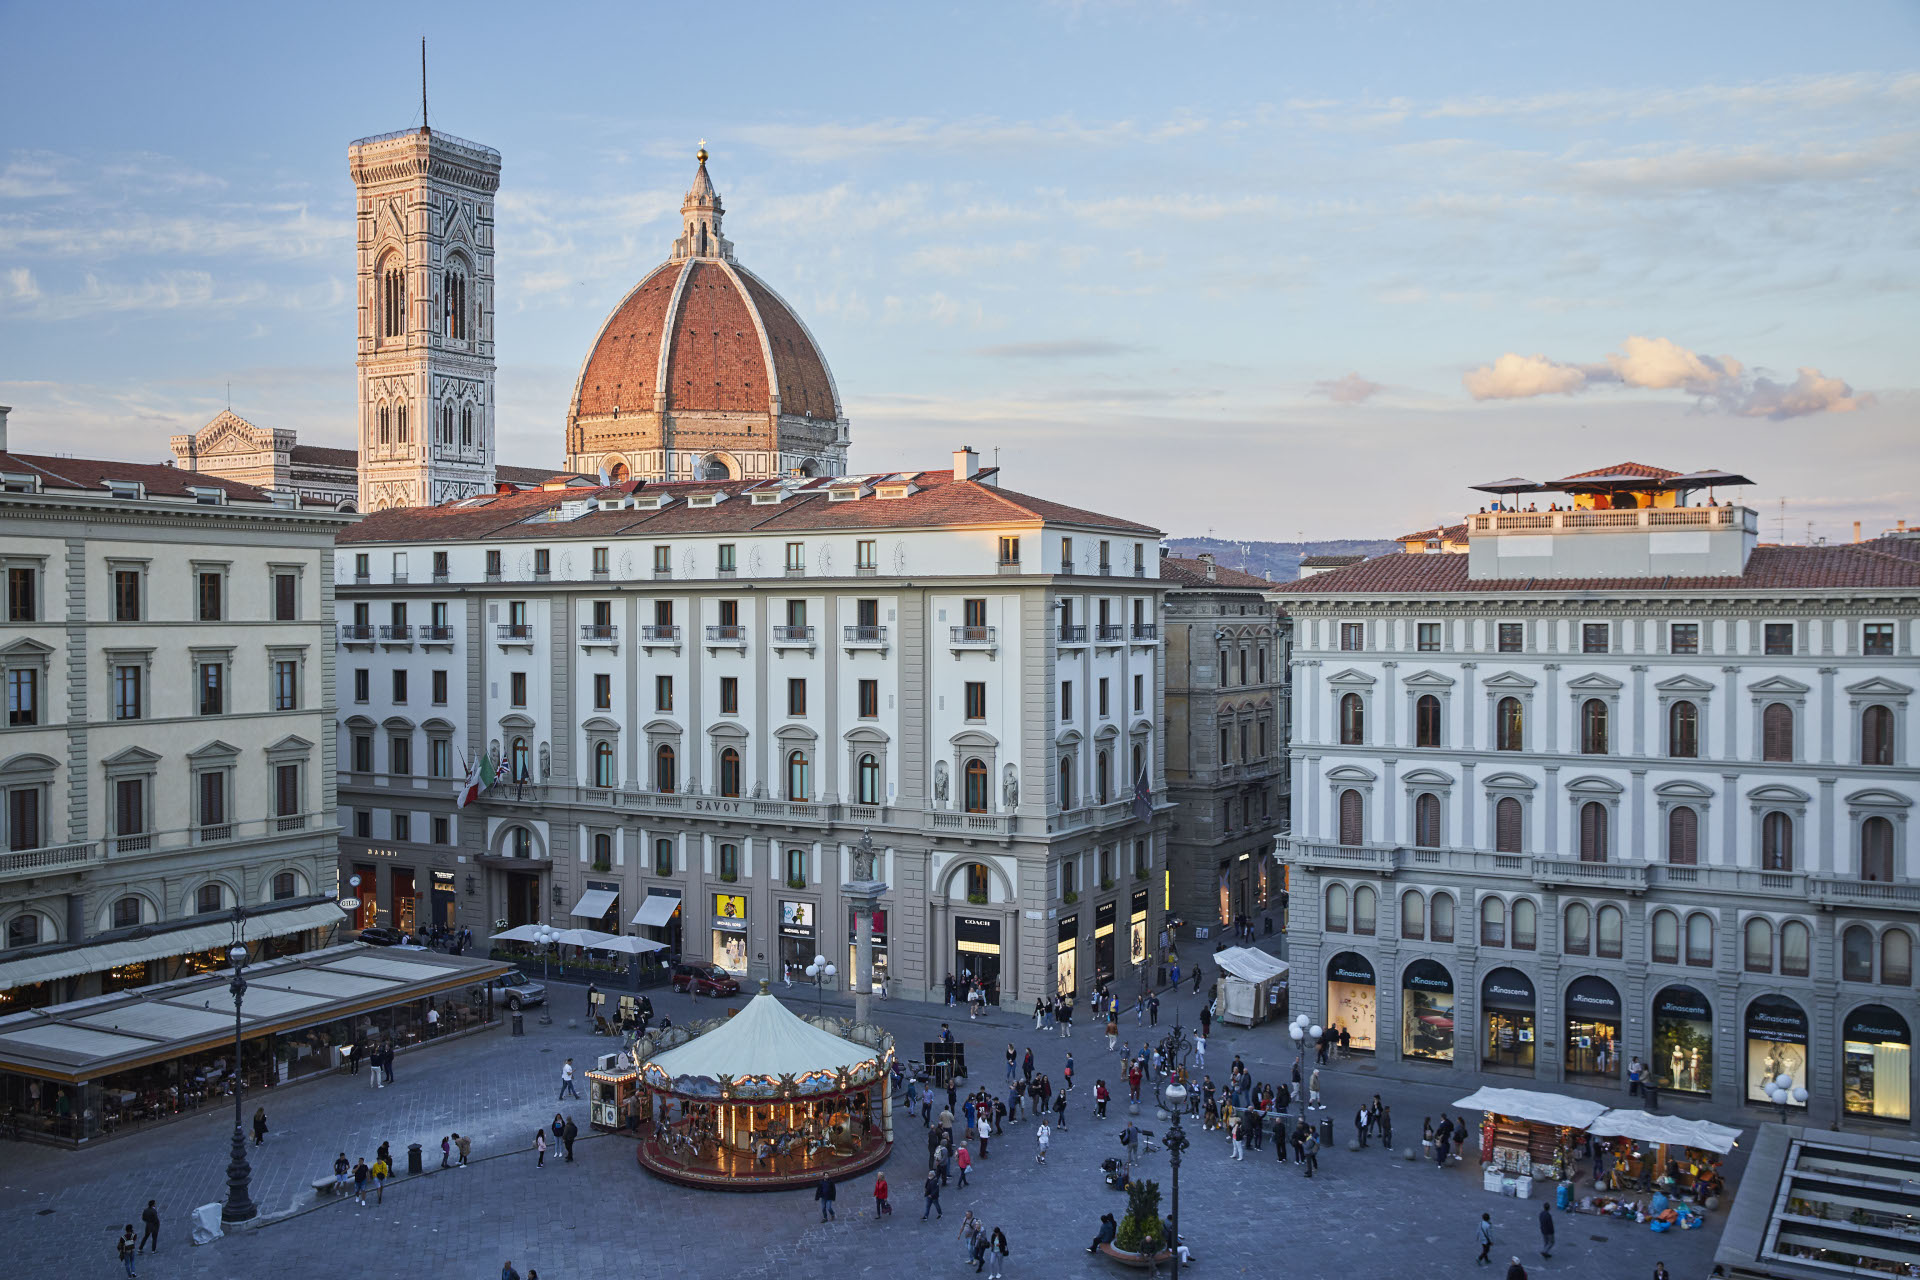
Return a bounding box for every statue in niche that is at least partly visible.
[933,760,949,805]
[1003,764,1019,809]
[537,742,552,781]
[851,830,880,881]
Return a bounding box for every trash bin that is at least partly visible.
[511,1011,525,1037]
[1319,1117,1334,1147]
[407,1143,423,1176]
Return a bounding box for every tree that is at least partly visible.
[1113,1178,1164,1254]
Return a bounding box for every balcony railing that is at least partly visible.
[1531,856,1649,893]
[497,623,535,642]
[843,625,888,645]
[1468,505,1753,535]
[1808,875,1920,911]
[1130,623,1159,640]
[339,624,374,643]
[642,624,682,643]
[1096,624,1126,642]
[950,625,996,647]
[421,624,455,643]
[378,623,413,644]
[1058,625,1087,644]
[772,625,816,644]
[580,623,618,643]
[706,624,747,644]
[1098,563,1112,577]
[855,564,878,577]
[0,840,101,879]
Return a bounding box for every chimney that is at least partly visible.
[1854,521,1862,544]
[953,445,979,482]
[1197,551,1217,581]
[0,405,10,453]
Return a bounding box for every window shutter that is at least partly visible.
[1338,789,1363,847]
[1580,801,1608,862]
[1667,806,1697,865]
[1494,797,1522,853]
[1762,703,1793,761]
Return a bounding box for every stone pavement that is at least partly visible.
[0,981,1734,1279]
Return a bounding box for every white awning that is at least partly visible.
[1587,1110,1741,1153]
[631,895,681,928]
[589,935,666,955]
[0,902,348,991]
[1454,1087,1609,1130]
[490,925,547,943]
[1214,946,1289,984]
[570,889,619,920]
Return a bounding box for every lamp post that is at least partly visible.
[1159,1021,1191,1275]
[1763,1072,1809,1124]
[221,909,256,1223]
[804,953,837,1015]
[532,924,558,1025]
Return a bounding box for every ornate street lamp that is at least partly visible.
[1159,1019,1192,1273]
[221,909,256,1223]
[804,953,837,1014]
[1763,1072,1809,1124]
[532,923,558,1025]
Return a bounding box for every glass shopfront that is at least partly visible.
[1056,915,1078,997]
[1094,902,1116,987]
[955,915,1002,1005]
[847,907,889,993]
[1743,994,1808,1107]
[1843,1004,1912,1123]
[711,893,749,974]
[431,870,457,931]
[1129,889,1149,972]
[1401,958,1455,1063]
[392,867,417,936]
[1480,967,1536,1070]
[1325,951,1377,1053]
[779,900,817,977]
[1652,984,1714,1096]
[1564,975,1622,1079]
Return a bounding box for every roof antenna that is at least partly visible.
[421,37,429,132]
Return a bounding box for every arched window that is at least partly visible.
[1496,697,1523,751]
[593,832,612,867]
[1415,695,1441,748]
[719,748,742,798]
[510,737,529,782]
[1337,788,1364,847]
[653,837,674,876]
[1842,925,1874,982]
[1324,883,1349,932]
[1353,884,1377,935]
[1761,812,1794,871]
[1651,909,1680,964]
[382,259,405,338]
[1667,806,1699,864]
[1058,757,1075,809]
[445,267,467,341]
[1685,912,1714,967]
[1580,699,1609,754]
[1780,919,1811,976]
[786,750,809,801]
[1597,904,1624,958]
[857,754,880,806]
[395,403,408,444]
[1579,801,1609,862]
[1401,890,1425,940]
[1413,792,1442,849]
[1744,918,1774,972]
[964,758,989,813]
[272,871,297,901]
[593,742,615,788]
[378,405,392,446]
[440,402,454,446]
[510,827,532,857]
[1513,897,1538,949]
[459,405,473,449]
[1480,896,1505,947]
[1494,796,1523,853]
[1861,704,1895,765]
[1339,693,1365,745]
[1762,702,1794,762]
[1564,902,1591,955]
[1861,816,1894,881]
[1430,892,1456,943]
[1884,930,1913,986]
[7,913,40,948]
[1095,751,1110,805]
[1668,700,1699,758]
[654,744,676,794]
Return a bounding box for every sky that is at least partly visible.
[3,1,1916,542]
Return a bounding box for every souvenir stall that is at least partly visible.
[1214,947,1289,1027]
[1584,1110,1738,1211]
[587,1057,642,1133]
[1455,1087,1608,1200]
[631,982,895,1189]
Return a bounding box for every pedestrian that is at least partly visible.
[1094,1079,1110,1118]
[815,1174,838,1221]
[1006,1043,1016,1082]
[922,1168,943,1219]
[1230,1117,1245,1161]
[559,1057,579,1100]
[455,1133,471,1166]
[1339,1025,1352,1057]
[352,1157,370,1206]
[1369,1093,1384,1137]
[1053,1089,1068,1130]
[371,1152,390,1204]
[425,1004,439,1037]
[1064,1052,1075,1090]
[1302,1127,1319,1178]
[956,1142,972,1187]
[1194,1032,1206,1069]
[1381,1104,1394,1149]
[562,1114,578,1162]
[1506,1258,1528,1280]
[1106,1011,1119,1050]
[535,1129,547,1167]
[1035,1120,1051,1164]
[1149,994,1159,1026]
[1652,1264,1671,1280]
[502,1263,520,1280]
[1476,1213,1495,1266]
[1628,1056,1644,1097]
[117,1225,138,1278]
[874,1172,890,1219]
[1022,1047,1034,1083]
[1309,1067,1322,1110]
[1355,1102,1370,1148]
[1538,1201,1554,1258]
[347,1037,362,1074]
[986,1227,1008,1279]
[333,1152,352,1193]
[138,1199,159,1253]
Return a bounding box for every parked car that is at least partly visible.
[672,962,740,998]
[358,926,407,947]
[486,969,547,1010]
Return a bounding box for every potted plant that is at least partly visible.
[1106,1178,1174,1265]
[592,856,612,873]
[787,876,807,890]
[1133,867,1148,881]
[1063,890,1079,905]
[1100,877,1115,892]
[719,870,738,883]
[967,891,989,905]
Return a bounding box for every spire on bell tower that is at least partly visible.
[671,142,732,262]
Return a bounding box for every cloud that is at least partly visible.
[1312,372,1384,404]
[971,339,1140,359]
[1463,335,1873,419]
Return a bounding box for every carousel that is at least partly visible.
[631,982,895,1189]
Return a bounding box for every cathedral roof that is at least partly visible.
[567,153,841,428]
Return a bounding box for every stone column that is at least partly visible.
[844,881,886,1026]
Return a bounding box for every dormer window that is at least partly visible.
[750,490,781,505]
[187,486,226,506]
[1,472,41,494]
[105,480,143,501]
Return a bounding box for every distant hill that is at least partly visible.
[1166,536,1401,583]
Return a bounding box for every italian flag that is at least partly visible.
[457,752,490,809]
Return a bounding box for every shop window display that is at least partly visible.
[1324,951,1376,1052]
[1743,995,1808,1107]
[1652,984,1714,1096]
[1842,1005,1911,1123]
[1400,958,1454,1062]
[1481,967,1536,1070]
[1563,975,1621,1078]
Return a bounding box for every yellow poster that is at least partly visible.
[713,893,747,920]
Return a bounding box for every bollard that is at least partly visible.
[407,1143,423,1176]
[511,1011,525,1037]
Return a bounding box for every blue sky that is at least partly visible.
[3,1,1915,540]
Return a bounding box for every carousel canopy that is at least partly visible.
[1455,1087,1610,1130]
[644,991,883,1093]
[1588,1110,1741,1153]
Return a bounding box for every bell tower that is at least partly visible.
[349,122,501,510]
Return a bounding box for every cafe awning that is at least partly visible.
[569,889,619,920]
[1588,1110,1741,1153]
[0,901,348,991]
[1454,1087,1609,1130]
[631,896,682,928]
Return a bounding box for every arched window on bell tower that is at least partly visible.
[445,265,468,342]
[378,405,391,447]
[395,403,409,445]
[460,404,473,450]
[381,258,406,339]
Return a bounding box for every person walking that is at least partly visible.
[1052,1087,1068,1131]
[873,1172,890,1219]
[440,1134,452,1169]
[1355,1102,1370,1148]
[1106,1011,1119,1051]
[371,1152,390,1204]
[1229,1116,1245,1161]
[1194,1032,1206,1070]
[1476,1213,1495,1266]
[815,1174,838,1221]
[117,1225,138,1278]
[1537,1202,1555,1258]
[1369,1094,1385,1138]
[921,1167,943,1220]
[454,1133,471,1166]
[1006,1043,1017,1083]
[534,1129,548,1168]
[1035,1120,1051,1164]
[1652,1264,1671,1280]
[1302,1126,1319,1178]
[137,1200,160,1254]
[333,1152,352,1194]
[352,1157,370,1206]
[1022,1047,1034,1084]
[1309,1067,1323,1110]
[558,1057,579,1100]
[1149,993,1160,1026]
[955,1142,971,1188]
[562,1114,578,1162]
[1094,1079,1110,1119]
[1506,1259,1528,1280]
[985,1227,1008,1279]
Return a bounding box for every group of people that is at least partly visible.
[533,1112,580,1166]
[942,971,997,1015]
[1311,1022,1354,1064]
[330,1141,400,1206]
[346,1037,399,1084]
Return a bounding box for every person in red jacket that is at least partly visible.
[1094,1079,1111,1119]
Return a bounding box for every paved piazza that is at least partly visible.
[1,977,1735,1278]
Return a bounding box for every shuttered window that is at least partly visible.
[1666,806,1698,864]
[1414,793,1442,849]
[1761,812,1794,871]
[1861,816,1894,881]
[1668,700,1698,758]
[1494,796,1523,853]
[1430,893,1456,943]
[1337,788,1364,847]
[1762,702,1794,762]
[1580,699,1609,754]
[1579,801,1608,862]
[1861,704,1894,765]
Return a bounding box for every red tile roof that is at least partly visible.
[338,468,1160,544]
[1396,522,1468,543]
[1557,461,1681,482]
[1160,555,1272,590]
[496,464,595,487]
[0,451,270,501]
[288,444,358,468]
[1269,540,1920,596]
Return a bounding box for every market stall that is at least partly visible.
[1213,947,1289,1027]
[1585,1109,1737,1207]
[1455,1087,1609,1198]
[587,1061,643,1133]
[631,982,894,1189]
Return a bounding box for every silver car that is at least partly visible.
[487,968,546,1010]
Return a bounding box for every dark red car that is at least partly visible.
[671,962,740,997]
